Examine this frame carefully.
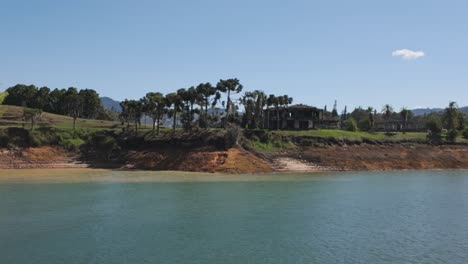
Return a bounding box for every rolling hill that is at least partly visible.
[100,97,121,112]
[412,106,468,115]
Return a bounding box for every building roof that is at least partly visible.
[288,104,320,110]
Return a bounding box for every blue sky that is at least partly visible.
[1,0,467,110]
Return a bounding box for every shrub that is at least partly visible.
[91,133,118,153]
[358,118,371,131]
[426,116,442,135]
[224,125,241,148]
[446,129,458,143]
[346,118,358,132]
[462,129,468,140]
[56,131,86,152]
[0,130,9,147]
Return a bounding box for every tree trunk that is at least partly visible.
[73,116,76,131]
[205,98,209,128]
[276,108,280,130]
[225,90,231,128]
[156,114,160,135]
[266,107,270,130]
[152,117,156,131]
[173,108,177,133]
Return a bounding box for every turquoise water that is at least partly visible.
[1,170,468,263]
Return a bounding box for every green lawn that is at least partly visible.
[273,129,428,141]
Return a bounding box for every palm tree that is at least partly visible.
[254,91,267,129]
[266,94,276,130]
[272,96,283,130]
[382,104,394,132]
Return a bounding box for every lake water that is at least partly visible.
[1,170,468,264]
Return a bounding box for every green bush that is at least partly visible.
[0,130,9,147]
[446,129,458,143]
[56,130,86,152]
[346,118,358,132]
[462,129,468,139]
[358,118,372,131]
[83,131,119,155]
[426,116,442,135]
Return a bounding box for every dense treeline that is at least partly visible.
[2,84,110,129]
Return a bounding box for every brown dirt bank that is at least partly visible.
[123,147,274,173]
[0,146,87,169]
[0,146,274,173]
[1,144,468,172]
[281,144,468,171]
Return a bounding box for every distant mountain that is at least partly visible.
[412,106,468,116]
[411,108,443,116]
[100,97,121,112]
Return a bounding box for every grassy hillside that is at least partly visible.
[0,105,119,131]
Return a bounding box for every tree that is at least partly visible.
[426,115,444,143]
[178,88,196,131]
[346,118,358,132]
[266,94,276,129]
[63,88,83,130]
[4,84,37,107]
[119,99,143,134]
[127,100,143,135]
[381,104,394,132]
[48,88,66,114]
[400,108,411,133]
[23,108,42,131]
[31,86,51,110]
[240,92,255,129]
[331,100,338,118]
[216,78,243,127]
[443,102,460,130]
[79,89,103,119]
[240,90,267,129]
[196,82,219,128]
[271,96,281,130]
[426,115,442,135]
[165,92,183,133]
[145,92,166,134]
[367,107,375,130]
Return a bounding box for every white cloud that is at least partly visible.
[392,49,425,60]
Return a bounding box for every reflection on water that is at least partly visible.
[1,170,468,264]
